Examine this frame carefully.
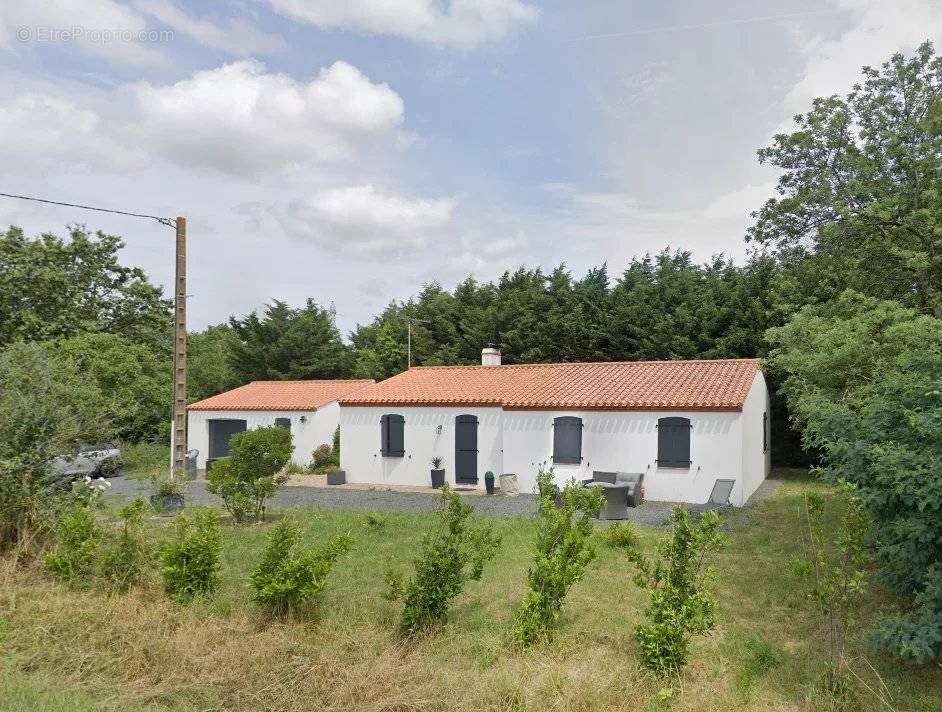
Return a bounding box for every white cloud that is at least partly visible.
[0,93,140,169]
[134,0,285,56]
[267,0,539,48]
[703,182,776,220]
[0,0,163,64]
[129,60,405,175]
[276,184,456,256]
[780,0,942,128]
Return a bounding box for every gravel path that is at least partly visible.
[105,476,677,525]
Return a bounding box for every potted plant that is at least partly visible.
[484,470,495,495]
[430,456,445,489]
[325,465,346,485]
[148,470,187,516]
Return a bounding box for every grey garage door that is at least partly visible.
[208,419,247,460]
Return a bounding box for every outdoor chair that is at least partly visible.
[689,478,735,514]
[615,471,644,508]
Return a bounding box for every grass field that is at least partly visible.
[1,471,940,711]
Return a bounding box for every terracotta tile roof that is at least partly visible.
[340,359,760,411]
[189,380,374,411]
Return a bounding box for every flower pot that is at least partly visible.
[150,493,184,516]
[430,469,445,489]
[327,469,346,485]
[484,471,495,495]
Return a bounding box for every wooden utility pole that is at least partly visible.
[170,216,187,477]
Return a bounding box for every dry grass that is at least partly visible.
[1,473,941,712]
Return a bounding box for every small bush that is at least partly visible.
[312,443,333,470]
[250,517,352,616]
[45,503,102,588]
[511,468,604,646]
[100,497,150,592]
[364,512,387,530]
[623,506,726,674]
[736,633,785,692]
[603,521,639,550]
[160,508,222,602]
[206,426,292,523]
[386,485,501,635]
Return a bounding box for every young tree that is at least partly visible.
[748,43,942,316]
[206,426,292,523]
[512,470,604,646]
[385,485,501,635]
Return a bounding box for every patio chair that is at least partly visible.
[582,470,616,486]
[690,478,735,514]
[615,471,644,508]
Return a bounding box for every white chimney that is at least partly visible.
[481,346,501,366]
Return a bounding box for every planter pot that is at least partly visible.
[430,469,445,489]
[498,473,519,496]
[327,469,346,485]
[150,493,184,516]
[484,471,495,495]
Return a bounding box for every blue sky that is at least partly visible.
[1,0,940,334]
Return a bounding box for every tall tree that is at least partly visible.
[748,42,942,315]
[229,299,352,381]
[187,324,241,402]
[0,226,172,350]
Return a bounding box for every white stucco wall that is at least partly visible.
[501,409,745,502]
[187,403,342,470]
[340,406,504,489]
[738,371,771,506]
[340,402,767,506]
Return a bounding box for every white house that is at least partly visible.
[187,379,373,470]
[339,352,770,506]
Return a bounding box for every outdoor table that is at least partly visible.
[585,481,630,520]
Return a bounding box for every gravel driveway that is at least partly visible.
[105,476,678,524]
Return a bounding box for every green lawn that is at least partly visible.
[1,472,940,711]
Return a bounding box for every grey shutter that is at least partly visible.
[657,417,691,467]
[553,416,583,464]
[274,417,291,431]
[763,412,769,452]
[382,414,405,457]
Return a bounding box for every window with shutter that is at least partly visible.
[763,412,768,452]
[274,417,291,431]
[657,416,691,468]
[381,414,405,457]
[553,416,583,464]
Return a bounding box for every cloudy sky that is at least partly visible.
[2,0,940,334]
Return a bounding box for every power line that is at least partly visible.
[0,191,176,228]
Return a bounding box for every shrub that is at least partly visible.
[206,426,292,523]
[250,517,352,616]
[793,486,868,695]
[386,485,501,635]
[511,469,604,646]
[45,503,103,588]
[364,512,387,530]
[331,426,341,466]
[161,508,223,601]
[0,342,111,553]
[623,506,725,674]
[603,521,639,550]
[100,497,150,592]
[767,292,942,662]
[312,443,333,470]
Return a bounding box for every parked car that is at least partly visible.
[76,441,124,477]
[49,442,123,483]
